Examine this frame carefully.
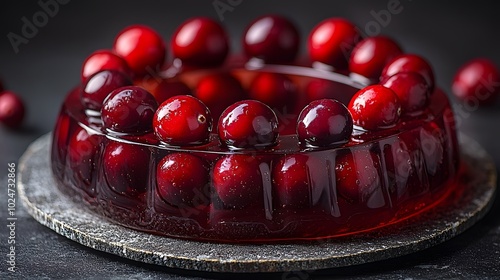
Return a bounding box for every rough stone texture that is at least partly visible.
[17,134,496,273]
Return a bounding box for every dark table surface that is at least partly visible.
[1,1,500,279]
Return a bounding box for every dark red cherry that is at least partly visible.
[381,72,430,116]
[212,155,264,209]
[101,86,158,133]
[349,36,403,80]
[81,70,133,111]
[305,79,356,105]
[308,18,360,70]
[103,141,150,196]
[248,72,297,115]
[152,80,191,104]
[113,25,166,77]
[218,100,278,149]
[297,99,353,147]
[272,154,325,209]
[243,15,300,64]
[194,73,247,120]
[0,91,25,128]
[452,58,500,105]
[348,85,401,130]
[157,153,210,207]
[68,128,100,186]
[335,149,383,205]
[172,17,229,68]
[153,95,212,146]
[81,50,132,82]
[381,54,435,92]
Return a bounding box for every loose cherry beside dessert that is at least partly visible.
[243,15,300,64]
[153,95,212,146]
[113,25,166,77]
[348,85,401,130]
[452,58,500,105]
[297,99,353,147]
[218,100,278,149]
[0,91,25,129]
[308,18,360,70]
[101,86,158,133]
[172,17,229,68]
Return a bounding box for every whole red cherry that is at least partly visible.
[81,50,132,82]
[113,25,166,77]
[103,141,150,197]
[243,15,300,64]
[172,17,229,68]
[101,86,158,133]
[248,72,297,115]
[297,99,353,147]
[452,58,500,105]
[0,91,25,129]
[349,36,403,80]
[381,72,430,116]
[335,149,383,205]
[153,95,212,146]
[348,85,401,130]
[212,154,264,209]
[81,70,133,111]
[68,128,100,186]
[156,152,210,207]
[381,54,435,92]
[308,18,360,70]
[218,100,279,149]
[194,73,247,120]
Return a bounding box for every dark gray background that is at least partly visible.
[1,0,500,279]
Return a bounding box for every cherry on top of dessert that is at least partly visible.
[153,95,213,146]
[381,72,430,116]
[113,25,167,77]
[348,84,401,131]
[218,99,279,149]
[452,58,500,105]
[243,14,300,64]
[81,50,133,83]
[194,73,247,120]
[81,70,133,111]
[248,72,298,116]
[297,99,353,148]
[156,152,210,207]
[308,17,360,70]
[381,54,435,93]
[0,91,25,129]
[152,80,192,104]
[172,17,229,68]
[349,36,403,80]
[101,86,158,134]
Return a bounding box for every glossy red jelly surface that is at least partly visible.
[51,64,459,243]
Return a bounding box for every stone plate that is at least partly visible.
[18,133,497,273]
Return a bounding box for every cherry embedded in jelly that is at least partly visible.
[248,72,298,116]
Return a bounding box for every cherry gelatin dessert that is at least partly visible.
[51,17,460,243]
